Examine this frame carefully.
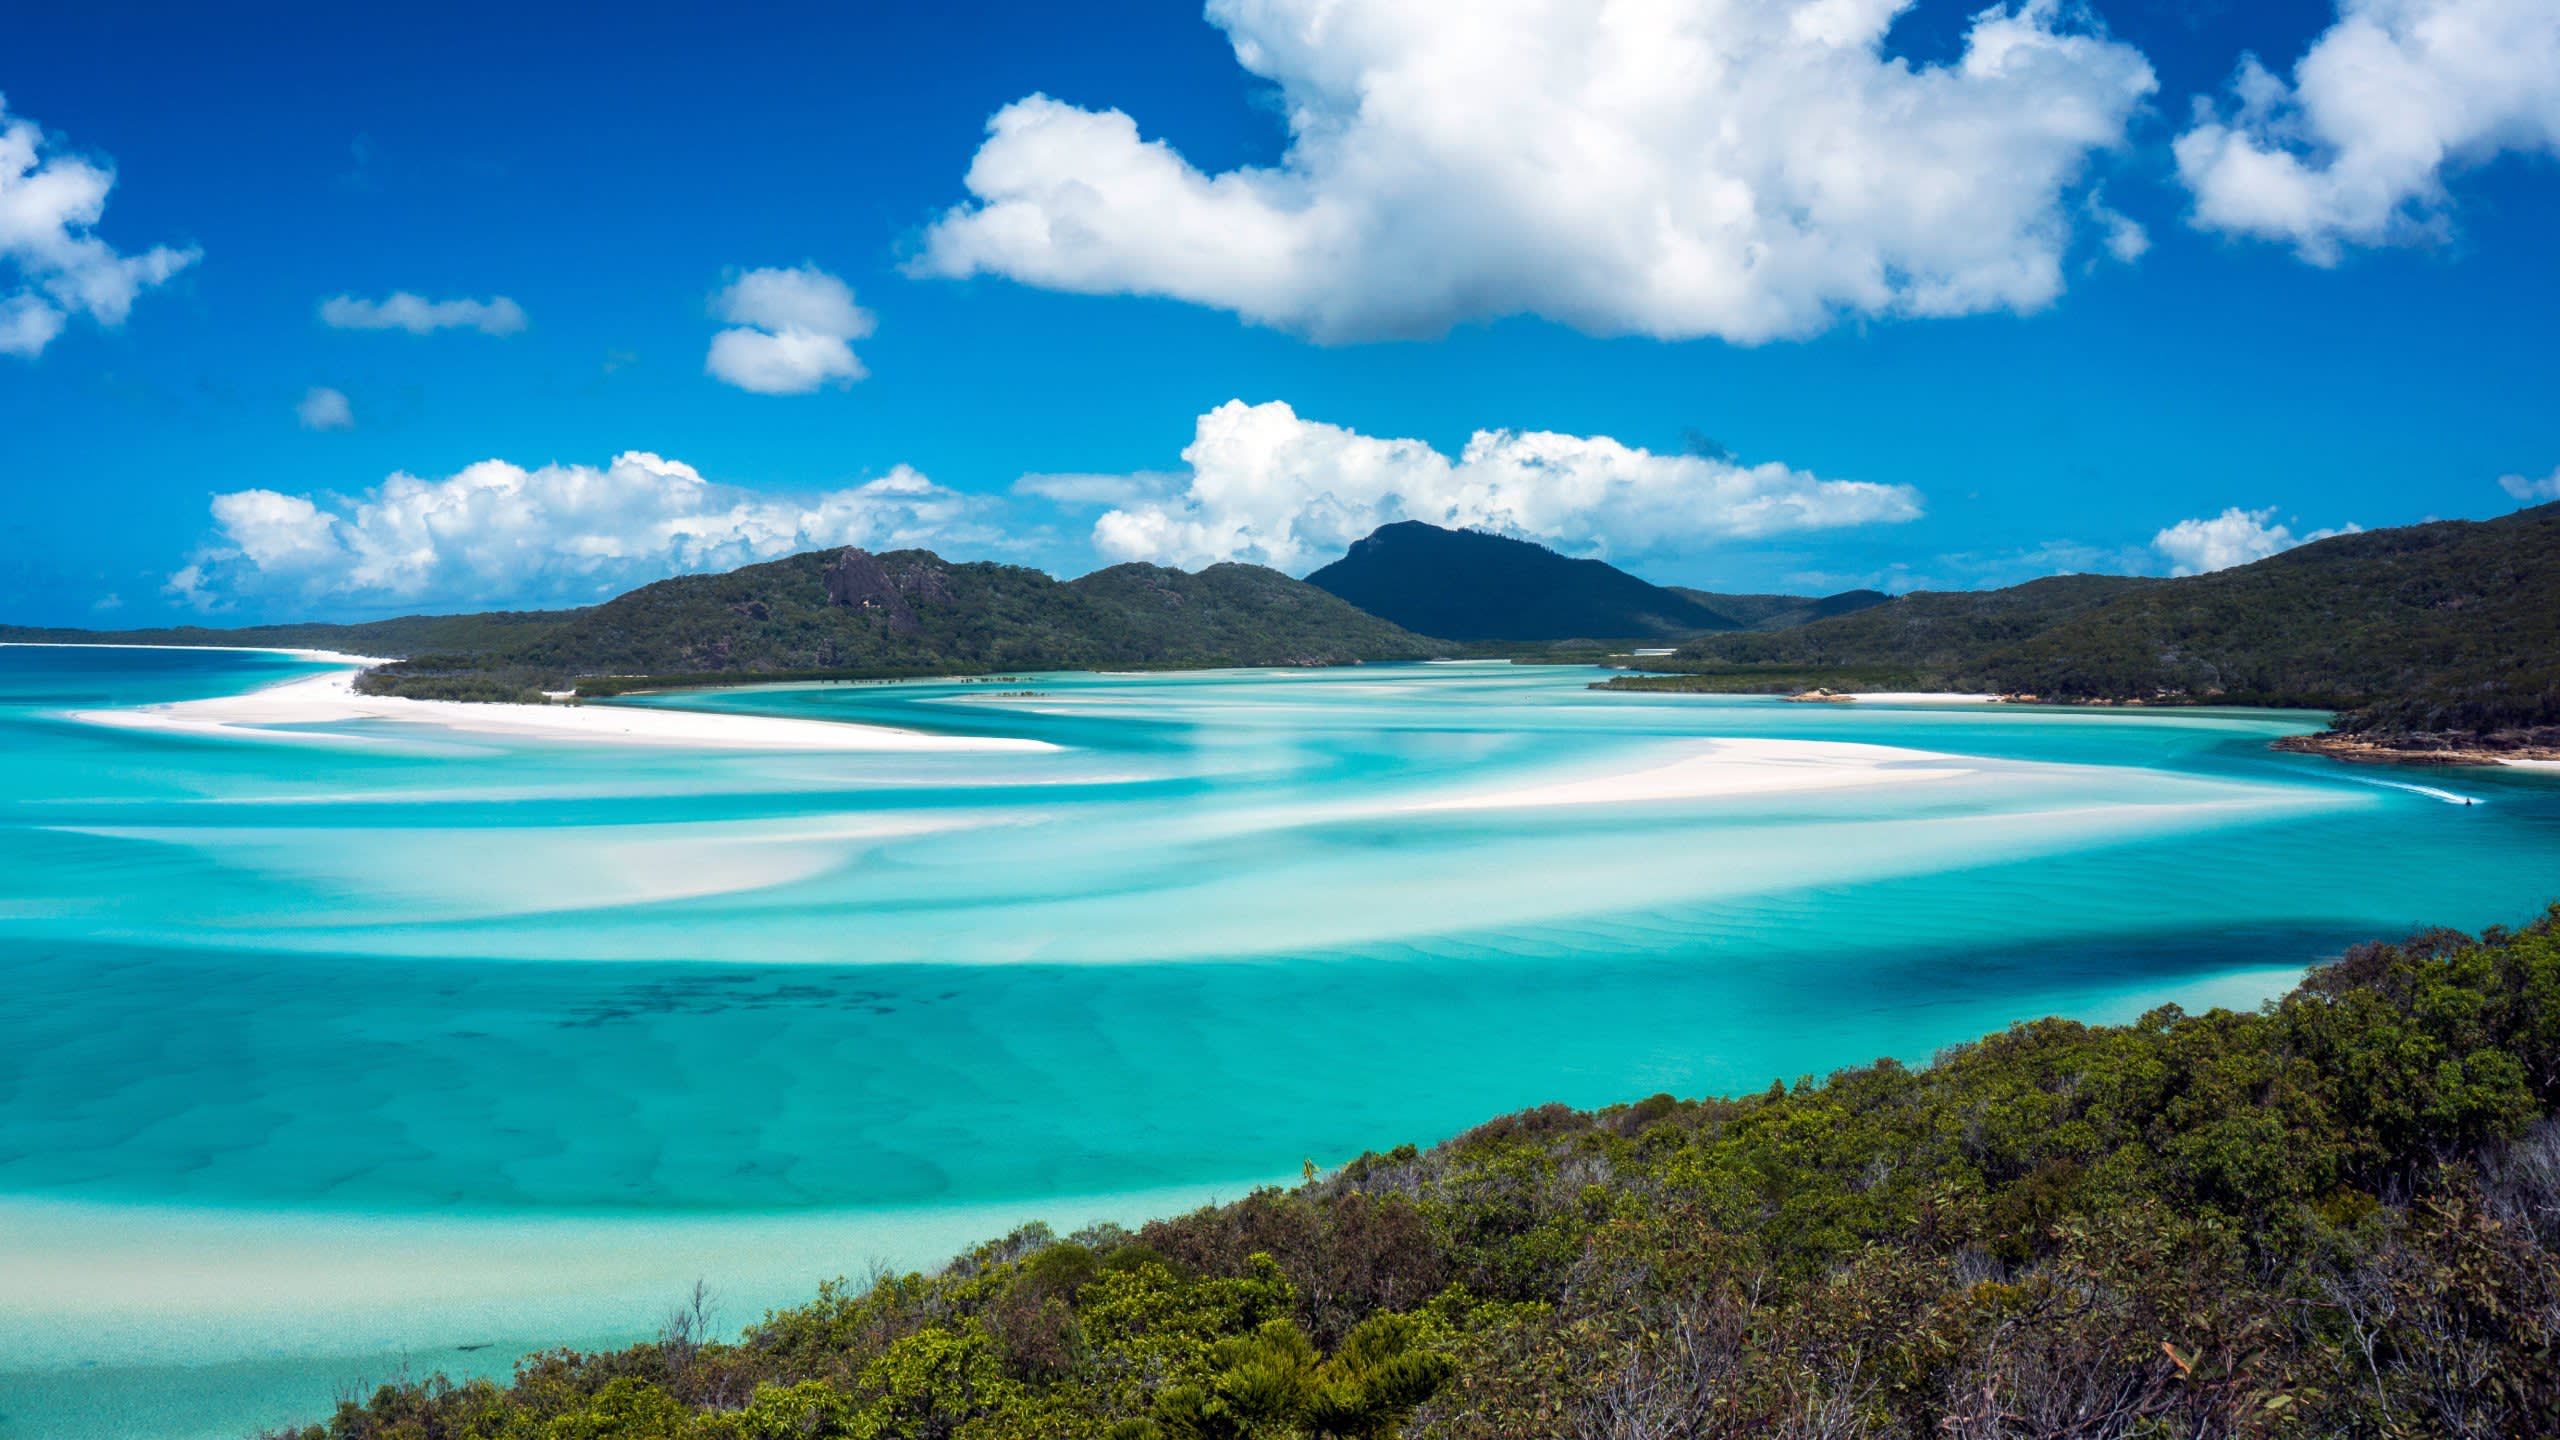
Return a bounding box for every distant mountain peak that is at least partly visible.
[1304,521,1883,643]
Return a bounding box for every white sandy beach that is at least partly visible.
[1397,737,1973,812]
[54,654,1055,753]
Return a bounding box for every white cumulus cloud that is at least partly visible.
[912,0,2158,343]
[1081,399,1923,572]
[2500,466,2560,503]
[704,265,873,394]
[0,94,199,358]
[2152,506,2361,575]
[296,385,355,431]
[169,451,998,610]
[2173,0,2560,262]
[319,292,527,335]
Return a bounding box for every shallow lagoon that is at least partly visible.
[4,646,2557,1438]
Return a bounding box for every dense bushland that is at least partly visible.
[5,550,1439,700]
[272,909,2560,1439]
[346,549,1438,698]
[1622,502,2560,746]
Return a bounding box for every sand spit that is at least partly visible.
[1397,737,1974,813]
[58,658,1056,753]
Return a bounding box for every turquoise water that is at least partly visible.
[4,646,2558,1437]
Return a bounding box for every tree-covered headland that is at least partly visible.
[1610,502,2560,758]
[274,908,2560,1439]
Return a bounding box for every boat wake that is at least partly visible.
[2366,779,2484,806]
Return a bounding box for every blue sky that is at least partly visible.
[4,0,2556,624]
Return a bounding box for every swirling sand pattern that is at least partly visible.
[3,647,2557,1438]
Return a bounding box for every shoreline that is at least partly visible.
[2271,733,2560,771]
[48,651,1056,753]
[1785,689,1999,705]
[1607,672,2558,774]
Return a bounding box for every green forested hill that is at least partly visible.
[1631,503,2560,745]
[270,909,2560,1439]
[1304,521,1881,643]
[8,547,1437,701]
[1306,521,1741,641]
[1667,585,1891,632]
[1994,507,2560,735]
[360,546,1436,697]
[1673,574,2158,671]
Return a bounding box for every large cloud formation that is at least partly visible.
[0,95,198,358]
[1080,400,1923,572]
[169,452,994,609]
[912,0,2157,343]
[2151,506,2359,575]
[2174,0,2560,261]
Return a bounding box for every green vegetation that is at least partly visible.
[273,909,2560,1438]
[1607,503,2560,751]
[350,549,1438,698]
[1665,586,1893,633]
[1599,663,1934,695]
[1304,521,1880,644]
[348,665,561,705]
[6,550,1436,700]
[1648,575,2156,677]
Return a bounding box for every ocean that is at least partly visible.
[4,645,2555,1438]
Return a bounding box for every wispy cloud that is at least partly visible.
[319,292,527,335]
[295,386,354,431]
[2499,466,2560,504]
[1011,472,1181,509]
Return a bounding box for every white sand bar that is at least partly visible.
[59,659,1055,753]
[1399,737,1972,812]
